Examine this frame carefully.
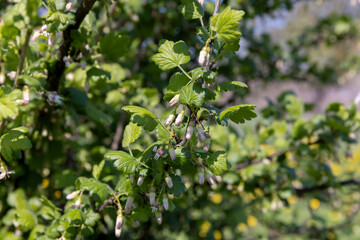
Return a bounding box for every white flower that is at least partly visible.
[198,46,210,66]
[22,85,30,105]
[175,111,185,126]
[66,190,79,200]
[197,126,205,142]
[115,211,124,229]
[65,2,72,11]
[203,137,210,152]
[115,228,122,238]
[137,176,144,186]
[169,146,175,161]
[124,196,134,214]
[32,30,41,42]
[7,71,16,81]
[41,24,47,32]
[165,176,173,188]
[169,94,180,106]
[198,172,204,185]
[70,198,84,209]
[153,146,158,153]
[149,192,156,205]
[164,114,175,126]
[206,174,214,185]
[185,120,194,139]
[163,196,169,211]
[155,212,162,225]
[48,33,56,46]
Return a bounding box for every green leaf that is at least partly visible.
[105,151,138,174]
[122,122,142,147]
[92,160,105,179]
[84,210,100,227]
[115,174,128,195]
[205,151,229,175]
[219,40,241,57]
[132,207,152,222]
[178,0,203,20]
[219,104,257,124]
[0,127,32,162]
[122,105,159,131]
[62,209,85,225]
[179,82,205,108]
[14,209,37,232]
[216,81,247,92]
[75,177,112,202]
[152,40,191,71]
[168,72,190,92]
[0,86,21,121]
[86,67,111,82]
[210,6,245,42]
[99,33,130,61]
[157,124,170,142]
[168,174,186,197]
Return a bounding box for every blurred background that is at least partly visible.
[1,0,360,239]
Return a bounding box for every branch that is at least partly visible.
[111,113,126,150]
[213,0,221,15]
[14,29,32,89]
[236,150,285,169]
[98,196,115,211]
[294,179,360,196]
[47,0,98,91]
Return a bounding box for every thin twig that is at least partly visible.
[111,113,126,150]
[213,0,221,16]
[14,29,32,89]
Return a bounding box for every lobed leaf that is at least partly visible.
[178,0,203,20]
[105,151,138,174]
[122,122,142,147]
[152,40,191,71]
[210,6,245,43]
[219,104,257,124]
[122,105,158,131]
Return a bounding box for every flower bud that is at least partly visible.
[155,211,162,225]
[31,30,41,42]
[48,33,55,46]
[22,85,30,105]
[169,146,175,161]
[198,126,206,142]
[198,46,210,66]
[215,175,222,183]
[70,198,84,209]
[153,146,158,153]
[175,111,185,126]
[163,196,169,211]
[198,0,204,5]
[203,137,210,152]
[198,172,205,185]
[7,71,16,81]
[169,94,180,106]
[137,176,144,186]
[124,196,134,214]
[115,228,122,238]
[0,172,6,180]
[66,190,79,200]
[116,210,124,229]
[165,176,173,188]
[185,120,194,139]
[41,24,47,32]
[164,114,175,126]
[65,2,72,11]
[154,149,164,160]
[206,174,214,185]
[149,191,156,205]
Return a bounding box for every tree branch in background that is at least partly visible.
[14,29,32,89]
[47,0,97,91]
[294,179,360,196]
[213,0,221,15]
[111,113,126,150]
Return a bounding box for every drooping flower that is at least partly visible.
[198,46,210,66]
[164,114,175,126]
[169,146,175,161]
[169,94,180,106]
[175,111,185,126]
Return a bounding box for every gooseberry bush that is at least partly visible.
[1,0,360,239]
